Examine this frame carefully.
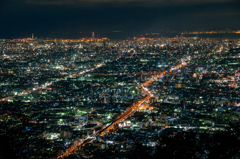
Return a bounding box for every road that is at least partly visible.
[99,72,166,136]
[98,62,186,136]
[55,59,187,159]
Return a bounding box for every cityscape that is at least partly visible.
[0,36,240,159]
[1,0,240,159]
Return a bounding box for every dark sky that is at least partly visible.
[1,0,240,38]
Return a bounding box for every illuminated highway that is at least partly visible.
[99,64,185,136]
[54,73,166,159]
[55,59,189,158]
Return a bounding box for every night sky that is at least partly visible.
[1,0,240,38]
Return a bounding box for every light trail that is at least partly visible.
[98,56,194,136]
[55,60,187,159]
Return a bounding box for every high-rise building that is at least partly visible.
[92,32,94,39]
[32,33,34,40]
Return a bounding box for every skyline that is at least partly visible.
[1,0,240,39]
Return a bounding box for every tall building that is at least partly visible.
[92,32,94,39]
[32,33,34,40]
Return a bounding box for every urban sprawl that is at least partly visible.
[0,36,240,159]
